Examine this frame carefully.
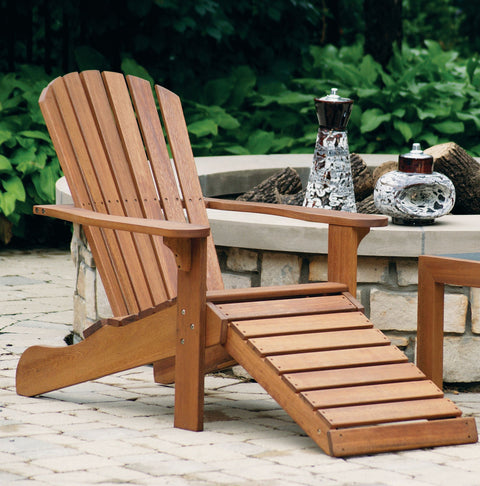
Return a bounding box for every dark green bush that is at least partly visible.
[0,65,67,245]
[184,41,480,157]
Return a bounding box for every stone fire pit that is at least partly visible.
[57,153,480,383]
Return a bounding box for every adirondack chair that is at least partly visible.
[16,71,477,456]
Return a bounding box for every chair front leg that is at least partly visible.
[165,236,207,431]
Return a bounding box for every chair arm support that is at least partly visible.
[34,204,210,239]
[327,225,370,294]
[204,197,385,294]
[204,198,388,228]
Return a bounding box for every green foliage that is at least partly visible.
[403,0,465,51]
[0,66,65,244]
[304,41,480,155]
[181,40,480,158]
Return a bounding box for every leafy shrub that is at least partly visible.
[301,40,480,155]
[0,65,67,245]
[183,40,480,157]
[403,0,465,51]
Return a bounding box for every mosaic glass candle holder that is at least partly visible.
[374,143,456,225]
[303,88,356,212]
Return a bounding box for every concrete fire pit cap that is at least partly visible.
[56,154,480,258]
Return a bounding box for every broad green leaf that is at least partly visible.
[379,70,395,88]
[359,55,379,85]
[416,108,438,120]
[204,78,232,106]
[324,60,358,86]
[276,91,314,105]
[392,108,406,118]
[246,130,275,154]
[31,164,57,202]
[18,130,52,143]
[424,40,443,57]
[224,145,250,155]
[434,82,465,95]
[2,175,26,202]
[457,112,480,130]
[15,149,47,175]
[418,132,439,147]
[311,45,338,68]
[202,106,240,130]
[349,105,362,128]
[339,43,364,63]
[393,119,413,142]
[271,136,294,152]
[360,108,391,133]
[0,155,13,173]
[230,66,256,107]
[1,93,23,111]
[173,16,196,32]
[205,26,222,41]
[16,135,35,150]
[10,146,37,167]
[432,120,465,134]
[0,192,16,217]
[187,119,218,137]
[215,113,240,130]
[0,130,12,146]
[357,88,380,99]
[423,103,451,118]
[467,57,479,84]
[253,94,277,108]
[191,139,213,153]
[0,73,19,104]
[409,121,423,139]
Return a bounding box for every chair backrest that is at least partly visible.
[39,71,223,317]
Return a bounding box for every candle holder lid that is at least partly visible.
[314,88,353,130]
[398,143,433,173]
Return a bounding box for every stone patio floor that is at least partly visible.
[1,249,480,485]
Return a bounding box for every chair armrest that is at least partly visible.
[34,204,210,239]
[204,198,388,228]
[205,197,387,294]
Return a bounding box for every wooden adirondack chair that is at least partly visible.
[16,71,477,456]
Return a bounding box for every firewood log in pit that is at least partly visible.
[236,167,302,204]
[236,154,376,211]
[236,144,480,215]
[425,142,480,214]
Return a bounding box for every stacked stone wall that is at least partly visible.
[71,227,480,383]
